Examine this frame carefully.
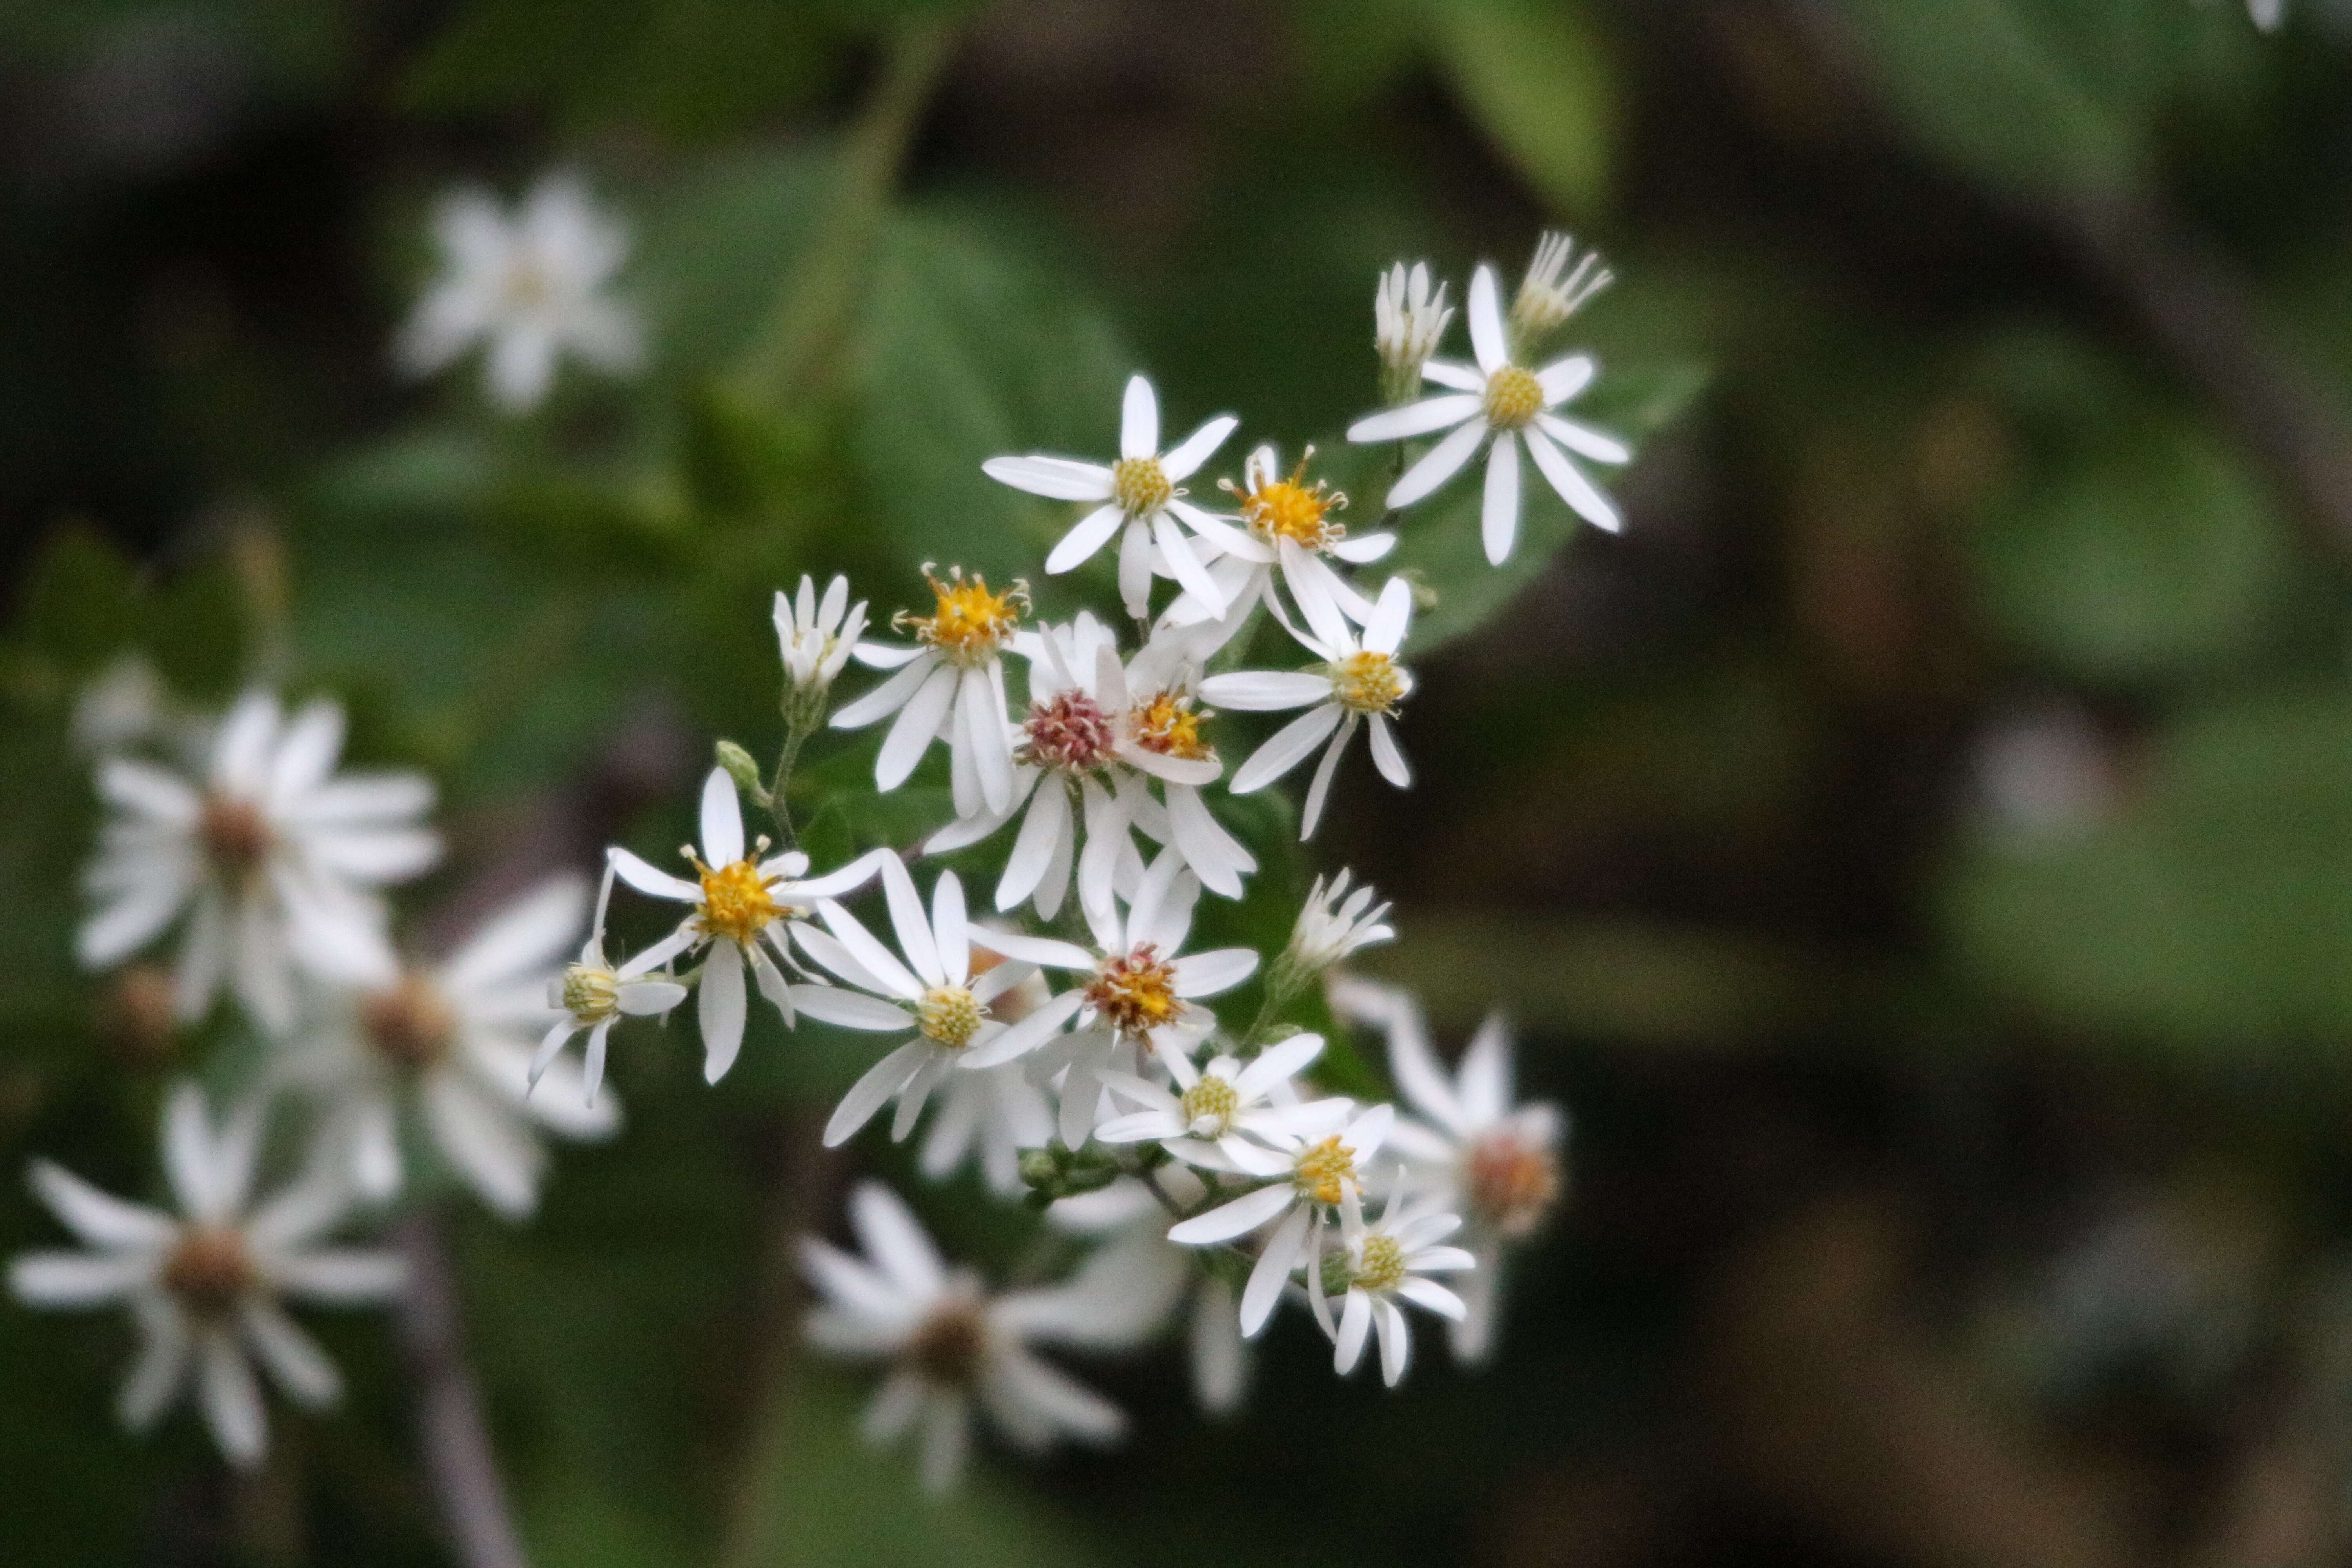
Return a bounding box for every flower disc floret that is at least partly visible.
[1111,455,1173,517]
[1481,364,1544,429]
[161,1226,256,1319]
[1352,1232,1408,1293]
[694,857,781,946]
[1178,1074,1240,1134]
[1020,691,1119,773]
[1330,651,1408,714]
[1294,1134,1357,1206]
[1129,691,1212,760]
[897,567,1027,668]
[1085,944,1181,1037]
[559,964,622,1020]
[916,985,986,1049]
[1234,453,1348,551]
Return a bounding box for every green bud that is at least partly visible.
[714,740,769,806]
[1017,1147,1061,1192]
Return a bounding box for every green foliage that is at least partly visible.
[1431,0,1618,218]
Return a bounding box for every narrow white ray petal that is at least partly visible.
[1229,703,1343,794]
[1523,423,1623,533]
[1368,712,1412,788]
[1161,414,1238,480]
[1466,264,1506,373]
[1120,374,1158,459]
[1240,1205,1312,1336]
[1385,417,1488,509]
[1345,393,1482,445]
[698,768,744,866]
[698,944,748,1083]
[606,847,701,903]
[1167,1181,1294,1245]
[832,650,938,730]
[1196,671,1330,712]
[1482,428,1523,565]
[983,455,1116,502]
[875,664,958,791]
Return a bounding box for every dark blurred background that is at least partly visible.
[8,1,2352,1565]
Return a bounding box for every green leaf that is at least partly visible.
[14,522,139,677]
[1431,0,1617,216]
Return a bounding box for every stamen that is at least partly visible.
[1128,691,1213,760]
[1179,1074,1240,1134]
[1468,1130,1561,1238]
[162,1225,256,1319]
[1019,692,1119,773]
[560,965,622,1020]
[894,565,1027,668]
[694,857,782,946]
[916,985,985,1048]
[198,795,271,874]
[1292,1134,1357,1206]
[1228,450,1347,551]
[1328,651,1408,714]
[1352,1233,1406,1292]
[1084,944,1182,1038]
[906,1300,989,1386]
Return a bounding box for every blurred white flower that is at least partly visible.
[831,567,1027,820]
[1347,263,1628,563]
[79,688,439,1036]
[1165,443,1397,651]
[1095,1032,1323,1174]
[982,373,1244,620]
[71,654,173,759]
[606,768,884,1083]
[1375,261,1454,406]
[800,1182,1130,1494]
[2249,0,2284,30]
[395,171,641,412]
[1286,868,1395,973]
[773,574,868,698]
[1201,576,1417,839]
[1049,1176,1250,1415]
[1510,231,1612,345]
[8,1083,403,1468]
[530,863,688,1108]
[1309,1174,1475,1387]
[293,876,618,1220]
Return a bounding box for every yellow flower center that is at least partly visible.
[1234,453,1347,550]
[695,857,781,946]
[1292,1135,1357,1207]
[199,793,271,875]
[1178,1074,1240,1132]
[1084,944,1181,1037]
[1482,364,1544,429]
[162,1225,256,1319]
[561,965,621,1020]
[1329,651,1407,714]
[1129,691,1213,760]
[1353,1233,1406,1293]
[906,1300,989,1387]
[1111,455,1172,517]
[897,566,1027,668]
[363,973,456,1070]
[916,985,985,1048]
[1468,1130,1562,1239]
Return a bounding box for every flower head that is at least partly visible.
[832,568,1025,818]
[1510,231,1612,347]
[1375,261,1454,405]
[1285,869,1396,973]
[530,862,688,1107]
[1310,1174,1476,1387]
[774,574,869,703]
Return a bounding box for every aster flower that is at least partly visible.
[529,863,688,1109]
[79,689,440,1036]
[1283,869,1396,975]
[1165,1098,1395,1338]
[982,374,1245,619]
[1509,231,1612,347]
[1337,981,1565,1364]
[1049,1176,1251,1414]
[606,768,886,1084]
[1094,1031,1325,1175]
[800,1182,1131,1495]
[292,877,619,1220]
[1346,263,1629,564]
[773,573,869,706]
[831,566,1026,819]
[1375,261,1454,406]
[960,850,1259,1149]
[1308,1174,1475,1387]
[1164,443,1396,651]
[8,1083,404,1468]
[1199,576,1417,839]
[797,857,1093,1149]
[394,171,641,412]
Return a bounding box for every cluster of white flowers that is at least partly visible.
[18,212,1610,1492]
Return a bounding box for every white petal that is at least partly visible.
[931,872,969,986]
[606,847,701,903]
[424,1072,544,1219]
[1377,1298,1412,1385]
[875,664,958,792]
[792,985,915,1031]
[1167,1181,1294,1245]
[1366,574,1415,655]
[1196,671,1330,712]
[240,1301,341,1409]
[199,1330,268,1468]
[958,987,1082,1068]
[1482,429,1522,565]
[1299,717,1356,838]
[1171,947,1257,998]
[1537,409,1631,465]
[824,1041,929,1146]
[1524,423,1622,533]
[832,650,938,730]
[698,944,748,1083]
[997,777,1071,911]
[118,1297,189,1430]
[982,455,1115,503]
[1229,703,1343,794]
[29,1161,172,1250]
[1345,393,1483,445]
[1161,414,1238,480]
[1386,417,1489,510]
[1368,712,1412,788]
[1045,502,1126,574]
[1152,515,1227,618]
[1240,1204,1312,1337]
[443,875,587,994]
[698,767,745,866]
[1335,1288,1374,1374]
[1120,373,1158,459]
[9,1250,151,1305]
[849,1181,945,1299]
[1535,354,1596,406]
[817,900,924,1000]
[1466,263,1507,373]
[879,855,942,989]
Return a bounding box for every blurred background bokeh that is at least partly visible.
[9,0,2352,1564]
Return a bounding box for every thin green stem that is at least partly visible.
[767,722,809,851]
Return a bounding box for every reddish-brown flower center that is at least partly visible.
[1083,944,1181,1037]
[906,1301,988,1386]
[1467,1130,1561,1238]
[364,973,455,1070]
[163,1225,256,1318]
[199,794,271,874]
[1020,691,1118,773]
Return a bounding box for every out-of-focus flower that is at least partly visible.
[982,374,1244,620]
[1201,576,1417,839]
[606,768,884,1083]
[831,566,1027,819]
[800,1182,1130,1494]
[1049,1177,1249,1415]
[2249,0,2284,30]
[1510,231,1612,346]
[8,1083,403,1467]
[773,574,868,702]
[394,171,641,412]
[1347,263,1628,563]
[1309,1174,1474,1387]
[1285,868,1395,974]
[1375,261,1454,406]
[79,689,439,1036]
[530,864,688,1108]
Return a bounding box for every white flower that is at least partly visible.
[773,574,868,697]
[2249,0,2284,30]
[292,877,619,1220]
[529,863,688,1108]
[800,1182,1129,1495]
[1095,1032,1325,1174]
[1309,1175,1476,1387]
[830,566,1026,819]
[1510,231,1612,345]
[8,1083,404,1468]
[1200,576,1417,839]
[1164,443,1397,651]
[1049,1177,1250,1414]
[915,957,1055,1196]
[982,373,1246,620]
[79,689,440,1036]
[394,171,641,412]
[1286,868,1395,972]
[1375,261,1454,406]
[72,654,172,759]
[1338,981,1564,1363]
[959,850,1259,1149]
[1346,263,1629,564]
[606,768,886,1084]
[1165,1098,1395,1338]
[795,857,1092,1149]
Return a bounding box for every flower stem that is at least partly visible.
[767,720,810,851]
[393,1208,532,1568]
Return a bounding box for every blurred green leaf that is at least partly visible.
[1431,0,1616,217]
[15,523,139,677]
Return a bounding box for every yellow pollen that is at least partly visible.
[695,857,781,946]
[916,985,985,1048]
[1111,455,1172,516]
[1129,691,1213,760]
[1483,364,1544,428]
[1231,453,1347,550]
[561,965,621,1020]
[1084,945,1181,1037]
[1329,650,1407,714]
[162,1225,255,1319]
[1354,1233,1407,1293]
[1179,1074,1240,1131]
[1293,1136,1356,1206]
[897,566,1027,667]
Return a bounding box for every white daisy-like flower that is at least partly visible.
[796,857,1093,1149]
[981,373,1245,620]
[8,1083,404,1468]
[960,850,1259,1149]
[1308,1174,1476,1387]
[913,956,1054,1196]
[394,171,641,412]
[292,877,618,1220]
[1199,575,1417,840]
[528,863,688,1108]
[1375,261,1454,406]
[1049,1176,1251,1415]
[1337,980,1565,1364]
[1164,443,1397,651]
[606,768,886,1085]
[830,566,1027,819]
[1346,263,1629,564]
[1094,1031,1325,1174]
[1164,1097,1395,1338]
[800,1182,1130,1495]
[773,574,869,699]
[1285,868,1396,973]
[1510,230,1612,345]
[79,689,440,1036]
